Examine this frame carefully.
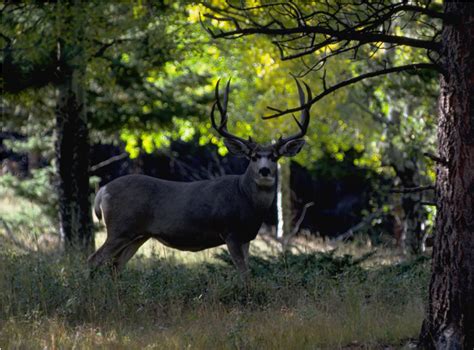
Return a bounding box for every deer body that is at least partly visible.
[94,172,272,251]
[89,79,311,276]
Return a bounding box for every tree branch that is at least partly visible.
[90,153,128,173]
[203,2,444,70]
[335,211,380,242]
[423,152,449,166]
[281,202,314,251]
[92,38,134,58]
[397,5,452,22]
[263,63,439,119]
[207,24,440,52]
[390,185,435,193]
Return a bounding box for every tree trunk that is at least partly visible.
[276,160,292,239]
[401,193,423,255]
[55,42,93,253]
[387,106,425,255]
[419,2,474,349]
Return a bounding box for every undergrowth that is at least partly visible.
[0,247,430,349]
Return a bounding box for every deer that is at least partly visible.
[88,79,312,277]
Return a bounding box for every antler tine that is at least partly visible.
[211,79,250,144]
[277,78,312,145]
[210,100,220,130]
[223,79,231,114]
[295,78,311,132]
[214,79,227,122]
[295,78,305,108]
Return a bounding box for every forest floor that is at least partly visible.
[0,194,429,349]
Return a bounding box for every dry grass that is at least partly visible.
[1,299,423,349]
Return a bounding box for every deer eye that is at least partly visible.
[269,154,278,162]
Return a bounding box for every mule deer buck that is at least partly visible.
[89,79,312,277]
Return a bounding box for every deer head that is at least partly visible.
[211,79,312,188]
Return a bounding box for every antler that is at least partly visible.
[276,78,312,146]
[211,79,253,145]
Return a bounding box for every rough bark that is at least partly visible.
[419,2,474,349]
[55,43,93,253]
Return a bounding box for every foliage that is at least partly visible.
[0,125,57,233]
[1,1,438,174]
[1,1,439,246]
[0,2,208,229]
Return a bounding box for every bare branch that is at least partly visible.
[397,4,453,22]
[92,38,133,58]
[291,202,314,237]
[423,152,449,166]
[202,1,444,66]
[207,24,440,52]
[335,211,380,242]
[281,202,314,251]
[390,185,435,193]
[90,153,128,173]
[263,63,438,119]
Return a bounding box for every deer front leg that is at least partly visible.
[242,242,250,266]
[225,237,250,279]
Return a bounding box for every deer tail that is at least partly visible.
[94,187,104,221]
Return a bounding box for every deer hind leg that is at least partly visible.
[88,236,134,271]
[112,236,148,272]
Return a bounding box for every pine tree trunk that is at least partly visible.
[419,2,474,348]
[55,42,93,253]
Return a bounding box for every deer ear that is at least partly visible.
[278,139,305,157]
[224,138,252,157]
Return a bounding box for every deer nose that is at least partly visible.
[259,167,271,177]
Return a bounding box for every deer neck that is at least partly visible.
[239,167,276,211]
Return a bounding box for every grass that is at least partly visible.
[0,192,430,349]
[0,233,430,349]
